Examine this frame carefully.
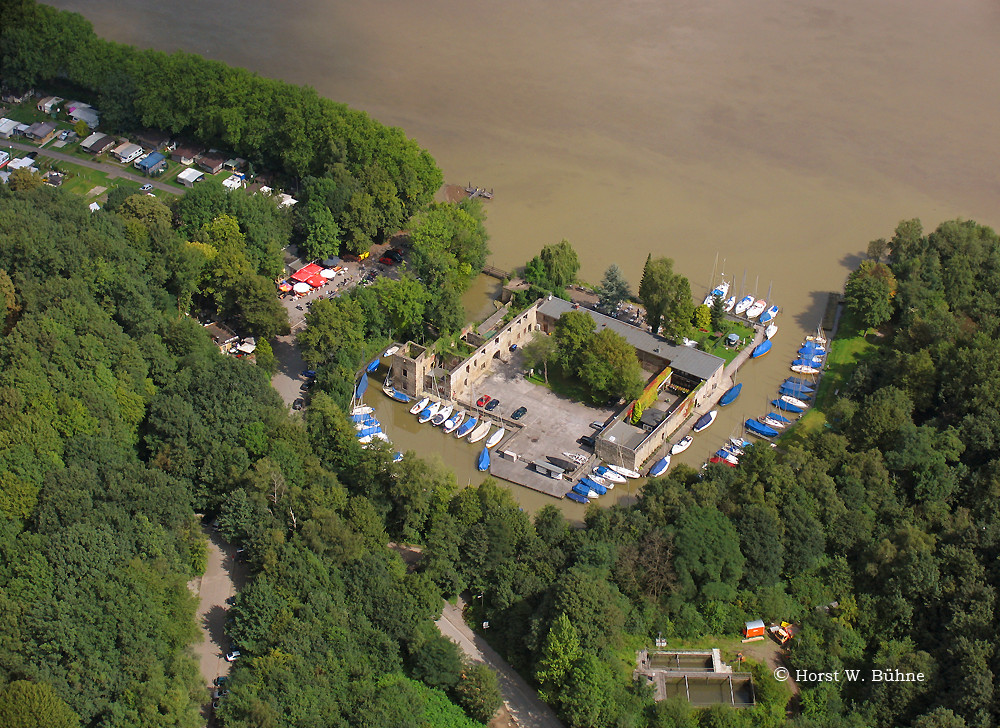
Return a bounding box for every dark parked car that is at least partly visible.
[485,399,501,412]
[301,369,316,378]
[511,406,527,420]
[292,398,305,410]
[214,676,228,687]
[579,434,596,448]
[385,249,404,262]
[476,395,491,407]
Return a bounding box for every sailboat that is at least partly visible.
[780,395,809,410]
[351,404,374,416]
[703,279,730,307]
[430,404,454,426]
[417,401,441,423]
[723,296,736,312]
[593,465,626,483]
[485,427,506,449]
[455,416,478,439]
[759,304,780,325]
[692,410,718,433]
[764,323,778,340]
[443,410,466,434]
[365,357,380,373]
[607,463,641,479]
[719,383,742,406]
[409,397,429,415]
[772,398,805,413]
[648,455,671,477]
[477,447,490,472]
[746,299,767,319]
[468,420,492,444]
[745,419,778,438]
[579,476,607,495]
[751,340,772,358]
[734,295,754,315]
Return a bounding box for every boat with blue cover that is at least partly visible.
[579,476,607,495]
[751,340,772,358]
[719,383,742,406]
[745,419,779,438]
[572,482,598,499]
[455,416,477,439]
[785,377,815,388]
[779,384,813,398]
[693,410,718,433]
[715,449,738,464]
[565,491,589,504]
[772,398,805,413]
[365,358,380,373]
[477,447,490,472]
[648,456,671,477]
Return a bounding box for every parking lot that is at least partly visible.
[475,352,618,496]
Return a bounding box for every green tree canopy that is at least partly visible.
[596,264,631,314]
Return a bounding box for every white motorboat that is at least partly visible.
[383,345,399,357]
[745,299,767,319]
[430,404,454,426]
[648,455,671,477]
[351,405,374,416]
[468,421,492,444]
[409,397,429,415]
[417,402,441,424]
[765,323,778,340]
[671,436,694,455]
[607,464,641,479]
[723,296,736,312]
[443,410,466,434]
[485,427,506,449]
[734,295,754,315]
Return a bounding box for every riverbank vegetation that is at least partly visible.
[2,0,443,257]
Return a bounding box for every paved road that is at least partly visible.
[436,597,564,728]
[189,527,247,723]
[6,140,182,194]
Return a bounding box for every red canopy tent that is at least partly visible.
[306,274,326,288]
[290,263,323,283]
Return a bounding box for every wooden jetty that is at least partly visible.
[482,264,510,280]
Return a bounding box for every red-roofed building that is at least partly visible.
[290,263,323,283]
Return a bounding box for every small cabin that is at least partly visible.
[743,620,766,639]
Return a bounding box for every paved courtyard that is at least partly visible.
[473,352,618,497]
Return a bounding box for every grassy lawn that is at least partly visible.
[526,367,593,403]
[779,307,879,445]
[689,319,756,366]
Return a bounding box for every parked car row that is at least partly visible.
[474,394,528,420]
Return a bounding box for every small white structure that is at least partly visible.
[177,167,205,188]
[111,142,143,164]
[0,118,18,139]
[222,174,245,191]
[276,193,297,207]
[89,201,101,212]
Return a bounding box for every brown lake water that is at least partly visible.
[50,0,1000,514]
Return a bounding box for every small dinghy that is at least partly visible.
[409,397,429,415]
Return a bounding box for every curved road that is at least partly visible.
[436,597,564,728]
[6,140,182,194]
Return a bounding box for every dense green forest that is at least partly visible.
[5,169,999,728]
[1,0,443,255]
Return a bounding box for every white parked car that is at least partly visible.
[225,650,241,662]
